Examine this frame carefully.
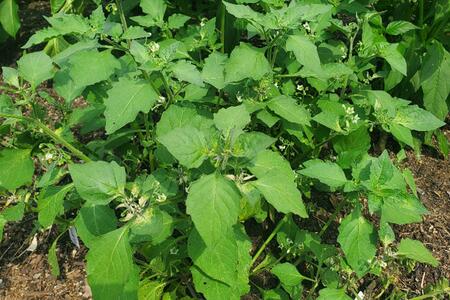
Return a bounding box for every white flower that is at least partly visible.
[156,193,167,203]
[354,291,364,300]
[158,96,166,103]
[286,238,294,245]
[45,153,53,161]
[149,42,160,52]
[345,106,355,115]
[296,84,304,91]
[236,94,243,102]
[278,145,286,151]
[352,114,360,124]
[303,22,311,32]
[170,247,179,255]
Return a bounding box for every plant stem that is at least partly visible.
[251,214,290,267]
[340,23,360,99]
[319,198,346,237]
[418,0,424,28]
[0,113,92,162]
[115,0,128,33]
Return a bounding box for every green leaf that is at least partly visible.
[167,14,190,29]
[2,67,19,87]
[223,1,261,21]
[317,288,351,300]
[86,227,139,300]
[202,51,227,89]
[48,238,60,276]
[17,52,54,89]
[397,238,438,267]
[75,205,117,247]
[286,35,322,75]
[136,0,166,26]
[53,68,85,103]
[249,150,295,181]
[158,127,208,169]
[104,77,158,134]
[386,21,418,35]
[214,105,250,134]
[122,26,150,40]
[186,173,241,244]
[299,160,348,188]
[155,104,214,138]
[267,95,311,126]
[67,50,120,88]
[0,0,20,37]
[69,161,126,206]
[189,225,251,299]
[225,43,271,83]
[333,126,371,168]
[267,96,311,126]
[253,176,307,218]
[271,263,304,286]
[379,43,407,76]
[389,123,414,147]
[379,222,395,246]
[380,192,428,225]
[337,207,377,277]
[420,42,450,120]
[0,149,34,190]
[1,201,25,221]
[130,207,173,244]
[38,184,73,228]
[394,105,445,131]
[170,60,204,86]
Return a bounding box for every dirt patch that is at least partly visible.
[0,221,91,300]
[394,149,450,295]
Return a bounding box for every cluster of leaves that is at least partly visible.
[0,0,449,299]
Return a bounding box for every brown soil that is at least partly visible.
[0,219,91,300]
[394,149,450,295]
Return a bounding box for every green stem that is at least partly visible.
[115,0,130,48]
[160,72,174,104]
[340,23,359,99]
[408,288,450,300]
[0,113,92,162]
[418,0,424,28]
[251,214,290,267]
[319,199,347,237]
[220,3,225,53]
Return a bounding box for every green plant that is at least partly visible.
[0,0,448,299]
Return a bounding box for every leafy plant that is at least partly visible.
[0,0,448,299]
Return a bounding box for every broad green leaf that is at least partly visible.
[253,175,307,218]
[38,184,73,228]
[389,123,414,147]
[86,227,139,300]
[75,205,117,247]
[1,201,24,221]
[69,161,126,206]
[202,52,227,89]
[138,280,166,300]
[271,263,304,286]
[158,127,208,169]
[235,132,276,158]
[0,94,19,115]
[337,207,377,277]
[17,52,54,89]
[225,43,271,83]
[317,288,351,300]
[379,222,395,246]
[155,105,214,138]
[333,126,371,168]
[167,13,190,29]
[130,207,173,244]
[248,150,295,182]
[186,173,241,244]
[0,0,19,37]
[386,21,418,35]
[53,68,85,103]
[138,0,166,26]
[0,149,34,190]
[397,238,438,267]
[214,105,250,134]
[2,66,19,87]
[189,225,251,299]
[67,50,120,88]
[267,95,311,126]
[379,43,407,76]
[420,42,450,120]
[394,105,445,131]
[299,160,347,188]
[380,192,428,225]
[23,14,90,48]
[104,77,158,134]
[122,26,149,39]
[223,1,261,21]
[53,39,100,65]
[286,35,322,75]
[170,60,204,86]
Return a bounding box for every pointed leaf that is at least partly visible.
[397,238,438,267]
[0,149,34,190]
